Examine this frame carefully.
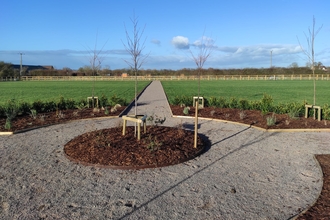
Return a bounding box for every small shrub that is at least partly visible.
[109,94,126,106]
[75,101,88,111]
[99,94,108,108]
[32,100,45,113]
[104,107,109,115]
[29,109,37,119]
[145,135,162,152]
[110,104,121,113]
[287,108,300,119]
[43,100,57,112]
[172,95,182,105]
[3,99,19,130]
[171,95,191,106]
[19,101,32,116]
[207,96,218,107]
[229,97,239,109]
[0,105,4,117]
[285,119,290,125]
[4,99,19,119]
[39,114,45,121]
[66,99,76,110]
[322,104,330,120]
[260,94,274,113]
[218,97,228,108]
[250,100,262,111]
[57,96,67,110]
[57,111,65,119]
[4,119,12,130]
[238,99,250,110]
[266,113,276,126]
[183,106,190,115]
[239,111,247,119]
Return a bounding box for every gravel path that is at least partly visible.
[1,81,329,219]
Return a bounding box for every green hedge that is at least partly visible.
[0,95,127,118]
[168,94,330,120]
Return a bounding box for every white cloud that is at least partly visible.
[171,36,190,49]
[192,36,215,48]
[1,43,328,70]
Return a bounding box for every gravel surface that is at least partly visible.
[1,80,330,219]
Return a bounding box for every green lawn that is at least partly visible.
[0,81,151,105]
[161,80,330,106]
[1,80,329,107]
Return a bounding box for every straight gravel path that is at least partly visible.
[1,80,329,219]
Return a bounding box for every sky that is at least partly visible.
[1,0,330,70]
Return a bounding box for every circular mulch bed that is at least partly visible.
[64,126,207,169]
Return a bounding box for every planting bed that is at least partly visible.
[64,126,206,169]
[0,107,126,133]
[170,105,330,130]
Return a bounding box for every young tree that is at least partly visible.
[85,33,108,108]
[190,33,214,148]
[297,16,323,107]
[122,13,149,117]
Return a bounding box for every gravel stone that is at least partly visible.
[0,81,329,219]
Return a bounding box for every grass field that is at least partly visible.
[0,80,329,106]
[0,81,151,105]
[161,80,330,106]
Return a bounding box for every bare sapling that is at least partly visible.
[122,13,150,136]
[189,30,214,148]
[297,16,323,119]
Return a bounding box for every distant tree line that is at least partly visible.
[0,61,328,78]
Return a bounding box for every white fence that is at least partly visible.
[1,74,329,81]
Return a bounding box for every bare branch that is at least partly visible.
[297,16,323,106]
[122,14,149,72]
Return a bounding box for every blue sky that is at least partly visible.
[1,0,329,70]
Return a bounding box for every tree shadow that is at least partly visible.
[118,125,279,219]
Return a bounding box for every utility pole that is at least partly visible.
[19,52,25,80]
[270,50,273,68]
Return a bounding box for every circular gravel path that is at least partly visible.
[0,81,329,219]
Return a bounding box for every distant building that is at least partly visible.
[320,66,328,71]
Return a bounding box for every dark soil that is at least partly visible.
[170,105,330,130]
[1,106,329,218]
[64,126,206,169]
[0,107,126,132]
[297,155,330,219]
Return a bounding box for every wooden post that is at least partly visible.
[194,101,198,148]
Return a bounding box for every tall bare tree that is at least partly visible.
[86,32,108,108]
[297,16,323,107]
[122,13,149,117]
[190,32,214,148]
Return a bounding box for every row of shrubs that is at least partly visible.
[1,93,330,120]
[0,94,127,118]
[170,94,330,120]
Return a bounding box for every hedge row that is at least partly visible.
[0,94,127,117]
[170,94,330,120]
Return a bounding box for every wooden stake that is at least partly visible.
[194,101,198,148]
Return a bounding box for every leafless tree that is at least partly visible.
[190,34,214,98]
[122,13,149,117]
[85,33,108,108]
[189,32,214,148]
[297,16,323,107]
